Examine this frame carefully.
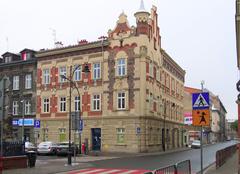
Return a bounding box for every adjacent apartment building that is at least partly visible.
[35,3,185,152]
[0,49,37,143]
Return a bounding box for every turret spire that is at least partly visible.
[139,0,146,12]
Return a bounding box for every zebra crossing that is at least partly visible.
[68,168,151,174]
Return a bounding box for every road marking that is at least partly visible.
[68,168,151,174]
[99,169,121,174]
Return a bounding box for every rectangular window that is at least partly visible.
[13,101,19,115]
[5,56,12,63]
[92,94,101,111]
[13,76,19,90]
[43,69,50,85]
[25,101,31,115]
[43,98,50,113]
[149,93,153,110]
[117,92,125,109]
[74,65,81,81]
[60,97,66,112]
[93,63,101,79]
[59,67,67,83]
[149,62,153,77]
[117,59,126,76]
[74,96,81,111]
[117,128,125,144]
[25,74,32,89]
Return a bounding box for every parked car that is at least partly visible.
[56,142,79,156]
[37,141,58,155]
[25,142,37,152]
[191,140,201,149]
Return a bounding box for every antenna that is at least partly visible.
[49,28,57,46]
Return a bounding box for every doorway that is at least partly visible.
[91,128,101,151]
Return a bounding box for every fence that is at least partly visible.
[146,160,191,174]
[216,144,237,169]
[0,141,25,157]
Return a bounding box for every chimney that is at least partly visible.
[55,41,63,48]
[78,39,88,45]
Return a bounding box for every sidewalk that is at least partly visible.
[204,150,239,174]
[2,147,190,174]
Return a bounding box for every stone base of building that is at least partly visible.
[38,116,186,153]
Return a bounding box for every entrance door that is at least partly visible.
[91,128,101,151]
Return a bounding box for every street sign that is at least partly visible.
[18,119,34,126]
[192,92,209,110]
[136,127,141,134]
[79,119,83,131]
[34,120,41,128]
[192,109,210,126]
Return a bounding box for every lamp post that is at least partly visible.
[61,64,90,166]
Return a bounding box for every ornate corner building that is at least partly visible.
[35,3,185,152]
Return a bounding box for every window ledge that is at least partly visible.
[115,75,128,79]
[115,143,127,146]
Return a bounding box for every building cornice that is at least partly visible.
[0,58,37,68]
[36,40,109,59]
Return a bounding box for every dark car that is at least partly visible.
[56,142,79,156]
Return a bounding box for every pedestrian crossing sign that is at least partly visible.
[192,109,210,126]
[192,92,210,110]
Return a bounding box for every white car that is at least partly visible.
[37,141,58,155]
[25,142,37,152]
[191,140,201,149]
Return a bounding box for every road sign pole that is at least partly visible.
[200,125,203,174]
[200,81,204,174]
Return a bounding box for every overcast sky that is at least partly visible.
[0,0,237,119]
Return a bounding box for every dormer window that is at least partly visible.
[22,52,31,60]
[5,56,12,63]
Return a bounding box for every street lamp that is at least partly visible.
[61,64,90,166]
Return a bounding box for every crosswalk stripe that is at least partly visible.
[118,170,138,174]
[69,168,151,174]
[77,169,106,174]
[99,169,122,174]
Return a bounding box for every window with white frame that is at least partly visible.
[12,101,18,115]
[74,65,81,81]
[116,128,125,144]
[5,56,12,63]
[149,93,153,110]
[13,76,19,90]
[74,96,81,111]
[92,94,101,111]
[156,69,160,81]
[117,92,126,109]
[59,67,67,83]
[60,97,66,112]
[43,98,50,113]
[25,74,32,89]
[93,63,101,79]
[25,100,31,115]
[43,69,50,85]
[149,62,153,77]
[117,59,126,76]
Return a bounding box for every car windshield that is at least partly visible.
[39,142,52,147]
[192,140,200,144]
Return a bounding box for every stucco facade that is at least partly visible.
[36,5,185,153]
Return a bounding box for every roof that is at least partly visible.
[2,52,20,57]
[184,86,201,94]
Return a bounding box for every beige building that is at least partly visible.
[35,3,185,153]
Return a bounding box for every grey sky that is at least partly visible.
[0,0,237,119]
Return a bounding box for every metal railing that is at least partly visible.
[216,144,237,169]
[146,160,191,174]
[0,141,25,157]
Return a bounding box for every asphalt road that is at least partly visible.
[37,141,238,173]
[89,141,238,173]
